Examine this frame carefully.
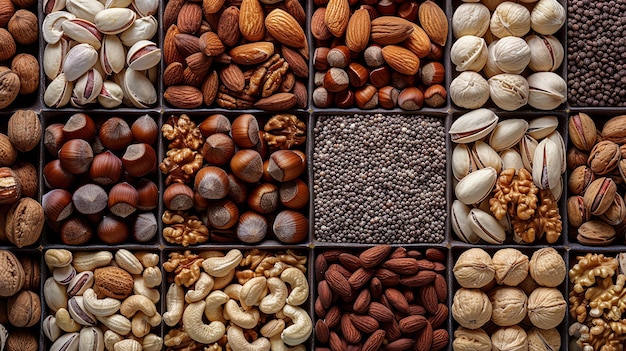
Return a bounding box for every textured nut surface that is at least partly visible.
[0,250,24,297]
[94,266,134,299]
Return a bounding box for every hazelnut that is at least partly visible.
[267,150,305,182]
[230,149,264,183]
[90,151,123,186]
[420,62,445,86]
[314,47,330,70]
[195,166,230,199]
[423,84,446,108]
[369,66,391,88]
[63,113,96,141]
[43,189,74,222]
[231,114,259,148]
[398,87,423,110]
[202,133,235,165]
[279,179,309,209]
[133,212,157,242]
[272,210,308,243]
[122,143,157,177]
[247,183,279,214]
[97,215,130,244]
[72,183,108,215]
[108,182,139,218]
[378,86,399,109]
[44,123,65,156]
[334,89,355,108]
[323,67,349,93]
[236,211,267,243]
[347,62,369,88]
[163,183,194,211]
[313,86,334,108]
[207,199,239,229]
[59,139,94,175]
[43,159,76,189]
[364,45,384,67]
[99,117,133,151]
[60,217,93,245]
[327,45,351,68]
[198,114,231,137]
[355,85,378,109]
[131,115,159,144]
[136,178,158,211]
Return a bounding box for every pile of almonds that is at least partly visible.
[42,0,160,108]
[315,245,449,351]
[42,113,160,245]
[43,249,163,351]
[0,0,38,109]
[162,0,308,110]
[452,248,567,351]
[312,0,447,110]
[0,110,43,248]
[0,250,40,351]
[567,113,626,245]
[449,0,566,110]
[160,113,308,245]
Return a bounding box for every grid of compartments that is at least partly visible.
[0,0,623,348]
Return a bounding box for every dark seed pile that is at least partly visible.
[568,0,626,106]
[313,114,446,243]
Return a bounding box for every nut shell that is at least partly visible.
[8,290,40,327]
[453,248,494,289]
[452,288,492,330]
[491,248,528,286]
[0,250,24,297]
[528,248,565,287]
[93,266,134,300]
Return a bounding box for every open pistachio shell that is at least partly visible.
[583,177,617,216]
[473,141,502,172]
[453,143,477,181]
[123,68,156,108]
[65,0,104,22]
[520,134,538,172]
[98,80,123,108]
[449,108,499,143]
[532,138,561,190]
[44,39,70,80]
[546,131,566,173]
[63,43,98,81]
[72,68,103,105]
[489,119,529,151]
[94,8,136,34]
[100,35,125,76]
[527,116,558,139]
[126,40,161,71]
[132,0,158,17]
[527,72,566,110]
[452,200,481,244]
[42,11,76,44]
[468,208,506,244]
[455,167,497,205]
[44,73,74,107]
[61,18,103,49]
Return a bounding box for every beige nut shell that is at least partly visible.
[492,248,529,286]
[452,288,492,329]
[527,287,566,329]
[529,247,565,287]
[453,248,495,288]
[488,286,527,326]
[491,325,528,351]
[453,327,492,351]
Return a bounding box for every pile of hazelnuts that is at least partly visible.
[42,113,159,245]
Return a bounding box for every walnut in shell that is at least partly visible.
[527,327,561,351]
[529,247,565,287]
[7,290,40,327]
[454,248,495,288]
[0,250,24,297]
[5,329,37,351]
[488,286,527,326]
[527,287,566,329]
[452,288,492,330]
[490,1,531,38]
[491,326,528,351]
[453,3,491,38]
[453,327,492,351]
[492,248,529,286]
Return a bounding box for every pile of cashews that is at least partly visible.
[164,249,312,351]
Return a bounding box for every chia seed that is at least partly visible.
[313,114,446,244]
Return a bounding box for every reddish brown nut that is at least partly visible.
[355,85,378,109]
[58,139,94,175]
[420,62,445,86]
[62,113,96,141]
[423,84,446,108]
[324,68,350,93]
[202,133,235,165]
[122,143,156,177]
[369,66,391,88]
[97,215,130,244]
[398,87,424,110]
[378,86,399,109]
[43,189,73,222]
[99,117,133,151]
[327,45,352,68]
[89,151,123,186]
[72,183,108,215]
[347,62,369,88]
[60,216,93,245]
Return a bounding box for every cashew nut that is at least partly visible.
[260,319,285,338]
[104,330,123,351]
[131,311,161,338]
[133,277,160,304]
[224,299,260,329]
[83,288,121,317]
[280,268,308,306]
[227,325,270,351]
[213,267,236,289]
[163,283,184,327]
[270,335,306,351]
[185,272,214,303]
[115,249,144,275]
[55,308,81,332]
[182,301,225,344]
[202,249,243,277]
[204,290,229,323]
[142,333,163,351]
[142,266,162,288]
[259,277,288,315]
[134,252,159,268]
[240,276,267,308]
[224,283,242,300]
[96,314,132,336]
[281,305,312,346]
[120,294,157,318]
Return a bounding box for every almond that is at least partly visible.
[199,31,225,57]
[311,7,332,41]
[349,313,379,334]
[340,313,361,344]
[384,338,415,351]
[315,319,330,344]
[254,93,297,110]
[352,289,370,314]
[384,318,402,341]
[370,276,382,299]
[315,254,328,282]
[218,6,241,46]
[315,297,327,318]
[329,331,345,351]
[164,85,203,108]
[228,42,274,65]
[164,25,185,66]
[186,52,212,77]
[359,244,391,268]
[317,280,333,309]
[174,33,201,56]
[399,270,436,287]
[339,253,362,271]
[345,8,370,52]
[292,81,307,108]
[403,23,431,58]
[384,288,409,314]
[390,247,408,259]
[324,306,342,328]
[284,0,306,26]
[324,0,349,37]
[418,0,448,46]
[362,329,386,351]
[265,9,306,49]
[368,302,394,322]
[201,70,219,105]
[398,315,428,333]
[381,45,420,75]
[239,0,265,41]
[163,0,184,28]
[420,285,438,314]
[414,322,433,351]
[324,269,352,297]
[382,258,419,275]
[281,46,308,78]
[177,2,202,34]
[374,268,400,286]
[425,248,446,262]
[416,259,435,270]
[219,64,245,92]
[370,16,414,45]
[433,274,447,302]
[348,268,373,290]
[203,0,225,15]
[431,329,449,351]
[427,303,448,329]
